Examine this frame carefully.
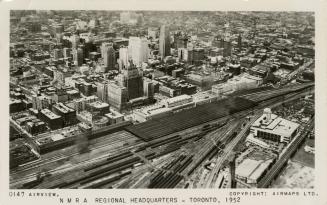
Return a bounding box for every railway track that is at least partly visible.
[242,83,314,103]
[204,113,261,188]
[257,118,314,188]
[10,132,146,187]
[11,83,315,189]
[11,131,140,173]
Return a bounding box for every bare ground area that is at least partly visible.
[271,161,314,188]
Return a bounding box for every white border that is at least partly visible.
[0,0,326,205]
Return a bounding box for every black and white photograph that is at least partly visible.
[8,10,316,190]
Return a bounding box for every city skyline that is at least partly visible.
[9,10,315,189]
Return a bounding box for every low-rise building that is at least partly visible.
[161,94,193,108]
[87,101,110,116]
[212,73,263,95]
[105,110,124,125]
[236,158,273,185]
[250,108,300,143]
[133,105,173,122]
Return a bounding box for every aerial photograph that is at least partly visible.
[9,10,314,189]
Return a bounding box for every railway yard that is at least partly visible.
[7,11,316,190]
[10,83,315,189]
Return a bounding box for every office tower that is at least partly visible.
[120,61,143,100]
[71,33,80,50]
[101,42,116,71]
[118,46,129,70]
[96,81,109,103]
[192,48,205,65]
[159,25,170,58]
[108,82,128,111]
[77,44,88,62]
[174,32,188,49]
[84,41,96,59]
[72,47,83,66]
[223,40,232,57]
[128,37,149,67]
[143,78,154,99]
[139,38,149,65]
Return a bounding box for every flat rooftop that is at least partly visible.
[236,158,262,179]
[105,110,124,119]
[41,109,61,120]
[252,113,300,137]
[165,94,192,104]
[89,101,110,109]
[53,103,75,113]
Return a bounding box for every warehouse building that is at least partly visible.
[236,158,273,185]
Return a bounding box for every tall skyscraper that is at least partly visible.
[71,34,80,50]
[159,25,171,58]
[72,47,83,66]
[174,32,188,49]
[223,40,232,57]
[143,78,154,99]
[118,46,129,70]
[97,81,109,103]
[120,61,143,100]
[101,42,116,71]
[108,82,128,111]
[128,37,149,67]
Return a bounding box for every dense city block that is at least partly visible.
[9,11,314,189]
